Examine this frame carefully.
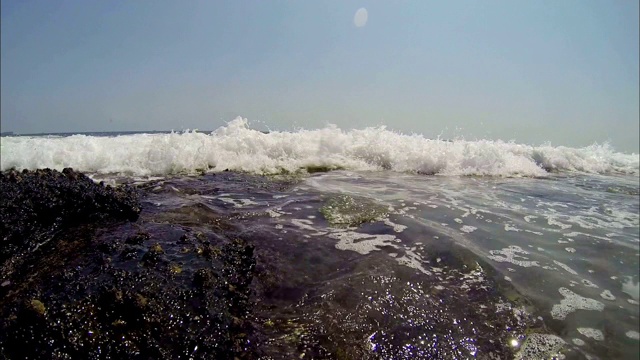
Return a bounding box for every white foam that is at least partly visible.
[626,330,640,340]
[551,287,605,320]
[460,225,477,233]
[553,260,578,275]
[564,231,614,242]
[547,216,573,230]
[218,197,260,208]
[328,231,398,255]
[2,117,637,176]
[515,333,565,360]
[488,246,540,268]
[504,224,521,232]
[266,209,284,218]
[600,290,616,301]
[572,338,585,346]
[621,276,639,300]
[382,218,407,233]
[577,328,604,341]
[396,250,431,275]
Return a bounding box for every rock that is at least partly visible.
[125,232,150,245]
[1,231,259,359]
[0,169,255,358]
[0,168,141,268]
[142,243,165,265]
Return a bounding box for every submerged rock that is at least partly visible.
[251,245,549,359]
[320,194,389,227]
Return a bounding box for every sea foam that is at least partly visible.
[1,117,638,177]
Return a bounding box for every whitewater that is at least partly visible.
[1,117,639,359]
[1,117,637,177]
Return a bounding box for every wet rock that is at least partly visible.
[120,246,140,260]
[98,240,122,254]
[177,233,193,244]
[125,231,150,245]
[0,169,259,358]
[142,243,165,265]
[193,268,217,289]
[0,168,140,268]
[1,232,259,359]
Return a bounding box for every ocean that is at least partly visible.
[1,117,639,359]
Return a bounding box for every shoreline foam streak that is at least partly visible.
[1,117,638,177]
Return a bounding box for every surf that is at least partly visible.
[1,117,638,177]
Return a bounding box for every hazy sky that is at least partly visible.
[1,0,638,152]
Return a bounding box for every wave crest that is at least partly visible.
[1,117,638,177]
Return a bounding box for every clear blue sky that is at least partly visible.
[1,0,638,152]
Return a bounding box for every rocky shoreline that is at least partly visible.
[0,169,258,358]
[0,168,564,359]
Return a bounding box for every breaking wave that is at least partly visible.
[1,117,638,177]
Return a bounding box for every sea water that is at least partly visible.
[1,117,638,359]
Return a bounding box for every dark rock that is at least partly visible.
[98,241,122,254]
[0,169,259,358]
[177,233,193,244]
[193,268,217,289]
[0,168,141,268]
[142,243,165,265]
[1,232,258,359]
[120,245,140,260]
[125,231,150,245]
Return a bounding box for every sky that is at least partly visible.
[1,0,638,153]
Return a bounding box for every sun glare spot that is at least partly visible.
[354,8,368,27]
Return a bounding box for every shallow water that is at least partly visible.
[117,170,639,359]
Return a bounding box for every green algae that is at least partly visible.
[29,299,46,316]
[320,194,389,228]
[169,263,182,274]
[149,244,164,254]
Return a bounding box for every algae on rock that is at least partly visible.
[320,194,389,228]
